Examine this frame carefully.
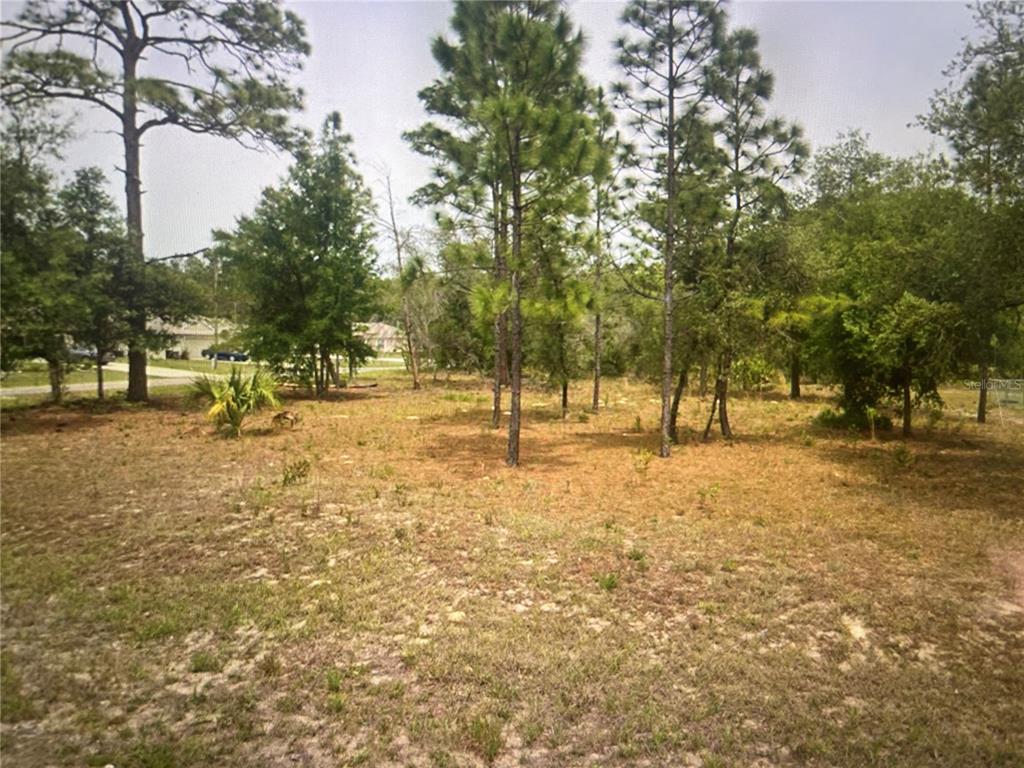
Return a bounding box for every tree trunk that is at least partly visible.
[326,353,342,388]
[506,158,524,468]
[592,196,603,414]
[491,183,508,429]
[97,361,105,400]
[789,352,801,399]
[717,352,733,439]
[669,365,688,444]
[902,368,912,437]
[122,48,148,402]
[659,20,677,459]
[698,362,708,399]
[561,380,569,420]
[977,357,988,424]
[592,310,602,413]
[702,389,718,441]
[385,175,421,391]
[47,358,64,404]
[506,271,523,466]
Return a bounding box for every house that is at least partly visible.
[358,322,403,354]
[149,318,235,360]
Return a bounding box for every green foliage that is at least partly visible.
[217,113,378,395]
[190,368,279,438]
[2,1,310,152]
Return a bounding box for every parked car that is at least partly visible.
[68,347,116,363]
[200,348,250,362]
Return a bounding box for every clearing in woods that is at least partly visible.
[1,377,1022,767]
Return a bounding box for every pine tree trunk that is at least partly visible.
[659,22,677,460]
[592,310,602,413]
[122,48,148,403]
[561,380,569,420]
[326,354,342,388]
[97,361,105,400]
[902,368,912,437]
[789,352,801,400]
[507,271,523,466]
[506,160,524,467]
[48,357,64,404]
[669,365,688,444]
[386,176,421,391]
[977,358,988,424]
[699,362,708,399]
[592,198,603,414]
[717,352,733,439]
[492,183,508,429]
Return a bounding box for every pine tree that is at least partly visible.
[218,113,377,396]
[2,0,309,400]
[615,0,725,457]
[704,26,806,437]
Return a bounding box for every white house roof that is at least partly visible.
[148,317,235,337]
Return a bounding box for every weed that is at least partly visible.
[633,415,643,433]
[627,547,646,562]
[892,442,914,469]
[467,714,504,763]
[633,447,655,475]
[189,651,222,673]
[596,572,620,591]
[325,667,343,693]
[281,458,311,487]
[697,483,720,508]
[327,692,347,714]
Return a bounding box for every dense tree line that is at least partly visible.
[2,0,1020,464]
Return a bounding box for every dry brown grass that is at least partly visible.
[1,376,1023,767]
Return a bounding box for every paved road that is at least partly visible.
[1,360,406,398]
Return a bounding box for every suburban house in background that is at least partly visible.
[149,318,235,360]
[358,322,403,354]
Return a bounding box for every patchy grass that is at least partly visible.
[1,363,127,389]
[1,375,1022,766]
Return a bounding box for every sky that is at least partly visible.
[2,1,977,267]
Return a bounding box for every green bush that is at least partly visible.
[190,367,279,438]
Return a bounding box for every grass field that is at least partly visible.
[0,363,128,389]
[1,375,1022,767]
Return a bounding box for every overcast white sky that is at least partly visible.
[2,1,976,266]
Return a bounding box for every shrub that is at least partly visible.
[190,367,279,438]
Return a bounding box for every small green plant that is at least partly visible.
[866,406,878,441]
[697,483,720,508]
[190,367,279,438]
[596,572,620,591]
[467,713,504,763]
[627,547,646,562]
[189,651,222,673]
[633,447,654,474]
[281,458,311,487]
[576,411,589,423]
[892,442,914,469]
[326,692,347,714]
[720,558,738,573]
[633,415,643,433]
[325,667,343,692]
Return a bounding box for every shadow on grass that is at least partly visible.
[812,427,1024,522]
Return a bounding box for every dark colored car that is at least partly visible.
[200,348,250,362]
[68,347,116,363]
